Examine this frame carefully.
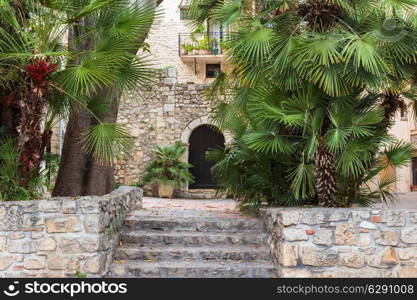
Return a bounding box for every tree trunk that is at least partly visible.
[52,109,91,196]
[53,1,160,197]
[0,90,19,136]
[53,17,96,196]
[17,85,50,187]
[315,141,337,207]
[82,88,121,195]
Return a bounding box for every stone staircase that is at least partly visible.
[107,209,278,278]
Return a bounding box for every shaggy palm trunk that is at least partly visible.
[17,85,50,187]
[297,0,343,29]
[315,142,336,207]
[17,57,57,187]
[0,89,19,136]
[380,92,405,132]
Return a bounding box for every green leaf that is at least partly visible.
[82,123,133,166]
[288,162,315,200]
[243,131,293,154]
[342,34,388,75]
[380,141,415,167]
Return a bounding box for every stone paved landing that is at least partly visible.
[107,198,278,278]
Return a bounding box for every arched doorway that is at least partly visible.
[188,125,225,189]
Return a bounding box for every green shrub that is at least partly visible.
[0,137,45,201]
[208,89,415,212]
[141,142,194,188]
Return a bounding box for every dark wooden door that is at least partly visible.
[188,125,225,189]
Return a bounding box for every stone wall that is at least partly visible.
[0,187,142,278]
[262,208,417,278]
[115,68,212,185]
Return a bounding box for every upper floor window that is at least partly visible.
[401,107,407,121]
[180,8,192,20]
[412,157,417,186]
[206,64,221,78]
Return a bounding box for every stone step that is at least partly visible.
[123,216,265,232]
[108,261,278,278]
[121,230,269,247]
[114,245,272,262]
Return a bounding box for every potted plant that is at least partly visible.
[182,44,194,55]
[181,44,188,55]
[198,36,211,55]
[141,142,194,198]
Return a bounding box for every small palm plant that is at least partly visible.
[141,142,194,198]
[0,136,45,201]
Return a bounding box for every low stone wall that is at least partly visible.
[261,208,417,278]
[0,187,142,278]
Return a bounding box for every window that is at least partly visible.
[206,64,221,78]
[413,158,417,186]
[180,8,192,20]
[401,107,408,121]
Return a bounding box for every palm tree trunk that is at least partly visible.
[54,1,160,196]
[17,86,50,187]
[52,110,91,196]
[0,89,19,136]
[53,17,96,196]
[380,92,405,132]
[315,141,336,207]
[82,88,121,195]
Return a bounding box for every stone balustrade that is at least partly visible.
[0,187,142,277]
[262,207,417,278]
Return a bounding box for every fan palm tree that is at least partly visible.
[141,142,194,187]
[0,0,157,194]
[191,0,417,207]
[141,142,194,198]
[245,85,414,206]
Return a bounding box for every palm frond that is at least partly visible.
[82,123,133,166]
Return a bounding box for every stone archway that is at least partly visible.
[180,115,232,145]
[179,116,232,193]
[188,125,225,189]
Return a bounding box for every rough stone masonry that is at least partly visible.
[262,207,417,278]
[0,187,142,277]
[115,67,211,186]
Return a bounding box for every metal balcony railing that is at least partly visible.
[179,32,224,57]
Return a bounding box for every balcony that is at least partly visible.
[179,32,225,62]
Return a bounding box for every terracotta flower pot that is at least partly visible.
[158,182,175,198]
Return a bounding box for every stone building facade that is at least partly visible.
[388,110,417,193]
[115,67,230,187]
[114,0,230,195]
